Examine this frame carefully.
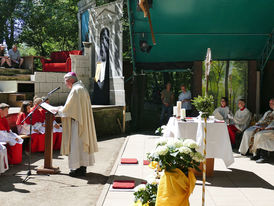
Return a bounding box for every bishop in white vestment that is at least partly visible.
[56,72,98,177]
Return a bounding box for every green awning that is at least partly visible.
[128,0,274,70]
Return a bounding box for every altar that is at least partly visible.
[163,117,234,169]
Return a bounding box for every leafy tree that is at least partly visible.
[207,61,225,107]
[18,0,79,56]
[0,0,22,48]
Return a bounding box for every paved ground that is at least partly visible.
[1,134,274,206]
[0,136,125,206]
[99,135,274,206]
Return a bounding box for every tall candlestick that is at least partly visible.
[181,108,186,119]
[173,106,177,116]
[176,101,181,118]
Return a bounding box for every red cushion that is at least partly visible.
[121,158,138,164]
[69,50,82,55]
[43,63,67,72]
[143,160,150,165]
[215,120,225,123]
[6,143,22,164]
[112,180,135,189]
[50,51,70,63]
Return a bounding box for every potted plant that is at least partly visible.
[146,138,204,206]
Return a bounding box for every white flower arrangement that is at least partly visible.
[134,184,146,192]
[147,138,204,173]
[155,145,169,156]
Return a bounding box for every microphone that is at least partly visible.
[48,87,60,96]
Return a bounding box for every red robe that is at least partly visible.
[1,116,22,164]
[30,106,44,125]
[0,116,10,131]
[16,112,31,125]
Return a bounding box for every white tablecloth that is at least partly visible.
[163,117,234,167]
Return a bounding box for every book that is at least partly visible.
[40,102,58,115]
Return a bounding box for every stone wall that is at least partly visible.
[71,42,93,93]
[33,72,69,105]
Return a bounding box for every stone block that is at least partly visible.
[40,82,53,93]
[57,73,65,82]
[110,90,125,106]
[80,60,89,67]
[35,83,40,93]
[59,93,68,104]
[61,83,69,93]
[35,92,47,99]
[30,75,35,82]
[110,77,124,90]
[34,72,46,82]
[52,82,62,93]
[48,73,58,82]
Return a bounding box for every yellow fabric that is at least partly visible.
[156,168,196,206]
[60,81,98,155]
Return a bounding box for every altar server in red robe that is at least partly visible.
[16,101,31,135]
[0,103,23,164]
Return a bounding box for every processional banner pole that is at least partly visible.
[202,48,211,206]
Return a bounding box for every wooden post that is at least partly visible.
[37,112,60,174]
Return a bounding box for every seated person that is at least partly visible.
[0,103,23,146]
[227,99,251,146]
[239,98,274,156]
[249,99,274,163]
[213,97,232,124]
[31,97,45,134]
[0,144,9,174]
[8,45,23,68]
[16,101,31,135]
[0,44,11,68]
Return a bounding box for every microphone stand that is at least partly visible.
[19,87,60,182]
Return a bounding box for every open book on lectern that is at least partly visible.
[40,102,58,115]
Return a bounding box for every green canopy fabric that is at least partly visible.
[128,0,274,70]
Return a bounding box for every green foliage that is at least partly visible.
[202,61,248,113]
[0,0,23,48]
[192,95,214,118]
[145,70,192,104]
[134,183,158,206]
[17,0,79,56]
[147,138,203,174]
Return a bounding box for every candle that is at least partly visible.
[181,108,186,119]
[173,106,177,116]
[176,101,181,117]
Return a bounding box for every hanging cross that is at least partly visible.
[204,48,211,96]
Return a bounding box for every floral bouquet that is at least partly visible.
[133,175,160,206]
[147,138,204,175]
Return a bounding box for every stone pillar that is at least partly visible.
[71,42,94,92]
[247,61,257,114]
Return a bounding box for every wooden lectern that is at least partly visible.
[37,103,60,174]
